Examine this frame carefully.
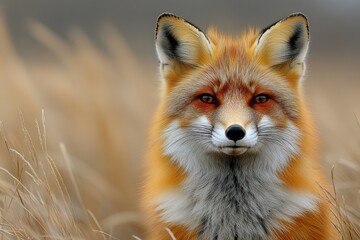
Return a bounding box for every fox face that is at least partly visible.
[156,13,309,172]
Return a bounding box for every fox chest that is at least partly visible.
[156,170,318,240]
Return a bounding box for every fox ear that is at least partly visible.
[155,13,212,67]
[255,13,309,70]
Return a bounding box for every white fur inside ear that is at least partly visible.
[155,20,212,65]
[255,17,309,66]
[156,40,171,64]
[176,32,212,65]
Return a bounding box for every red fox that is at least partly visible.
[142,13,337,239]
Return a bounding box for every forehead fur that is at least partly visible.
[206,27,259,54]
[204,28,266,85]
[200,28,294,91]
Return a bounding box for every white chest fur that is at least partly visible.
[158,118,318,239]
[156,163,318,239]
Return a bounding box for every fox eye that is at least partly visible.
[252,94,270,104]
[199,94,217,104]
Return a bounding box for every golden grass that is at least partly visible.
[0,13,359,239]
[0,15,150,239]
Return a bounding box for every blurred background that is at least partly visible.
[0,0,359,239]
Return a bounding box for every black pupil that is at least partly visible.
[255,95,268,103]
[201,95,215,104]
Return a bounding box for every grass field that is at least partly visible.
[0,15,359,239]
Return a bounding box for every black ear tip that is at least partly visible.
[288,12,308,21]
[157,12,178,22]
[258,12,309,43]
[156,12,180,39]
[287,12,309,29]
[288,12,309,38]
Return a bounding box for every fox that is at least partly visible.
[142,13,337,240]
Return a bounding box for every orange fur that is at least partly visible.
[143,13,338,239]
[272,198,337,239]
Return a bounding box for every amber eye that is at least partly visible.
[199,94,217,104]
[252,94,270,104]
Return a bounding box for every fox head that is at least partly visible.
[155,13,310,172]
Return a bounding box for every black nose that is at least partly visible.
[225,124,246,142]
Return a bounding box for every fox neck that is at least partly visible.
[157,136,318,239]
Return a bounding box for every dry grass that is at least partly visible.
[0,15,152,239]
[0,13,358,239]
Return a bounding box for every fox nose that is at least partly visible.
[225,124,246,142]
